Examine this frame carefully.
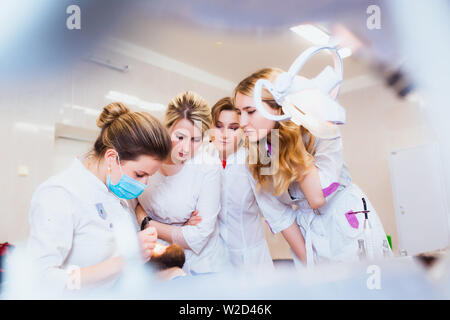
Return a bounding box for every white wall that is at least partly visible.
[339,84,434,252]
[0,48,229,243]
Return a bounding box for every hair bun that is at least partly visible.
[96,102,131,129]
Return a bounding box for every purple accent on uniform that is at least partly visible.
[267,142,272,155]
[345,210,359,229]
[322,182,340,197]
[265,219,275,234]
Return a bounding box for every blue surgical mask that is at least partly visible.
[107,154,147,200]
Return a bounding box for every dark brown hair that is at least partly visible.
[147,244,186,271]
[211,97,237,126]
[92,102,172,161]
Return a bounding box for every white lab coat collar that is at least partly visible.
[200,142,247,167]
[223,146,247,166]
[74,157,108,191]
[64,158,121,205]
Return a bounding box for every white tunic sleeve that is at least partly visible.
[248,174,297,234]
[27,186,75,291]
[313,136,345,197]
[180,165,221,255]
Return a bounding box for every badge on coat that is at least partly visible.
[95,203,107,220]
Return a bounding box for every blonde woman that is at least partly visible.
[135,91,230,275]
[27,103,172,292]
[234,68,390,268]
[209,97,273,271]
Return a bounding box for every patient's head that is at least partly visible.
[147,243,185,272]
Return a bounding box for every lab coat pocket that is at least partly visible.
[335,209,365,240]
[332,189,366,240]
[329,207,364,262]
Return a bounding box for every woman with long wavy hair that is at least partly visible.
[234,68,390,268]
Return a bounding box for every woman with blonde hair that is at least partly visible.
[135,91,230,275]
[27,102,172,292]
[234,68,390,268]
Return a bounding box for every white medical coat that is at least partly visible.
[214,146,274,271]
[27,158,139,291]
[137,151,230,274]
[250,134,390,268]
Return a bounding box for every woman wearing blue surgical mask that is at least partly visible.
[27,102,172,293]
[134,91,231,275]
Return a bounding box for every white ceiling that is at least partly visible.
[110,14,372,87]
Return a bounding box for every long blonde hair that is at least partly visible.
[165,91,212,134]
[234,68,316,195]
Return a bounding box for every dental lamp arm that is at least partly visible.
[253,79,291,122]
[252,44,345,129]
